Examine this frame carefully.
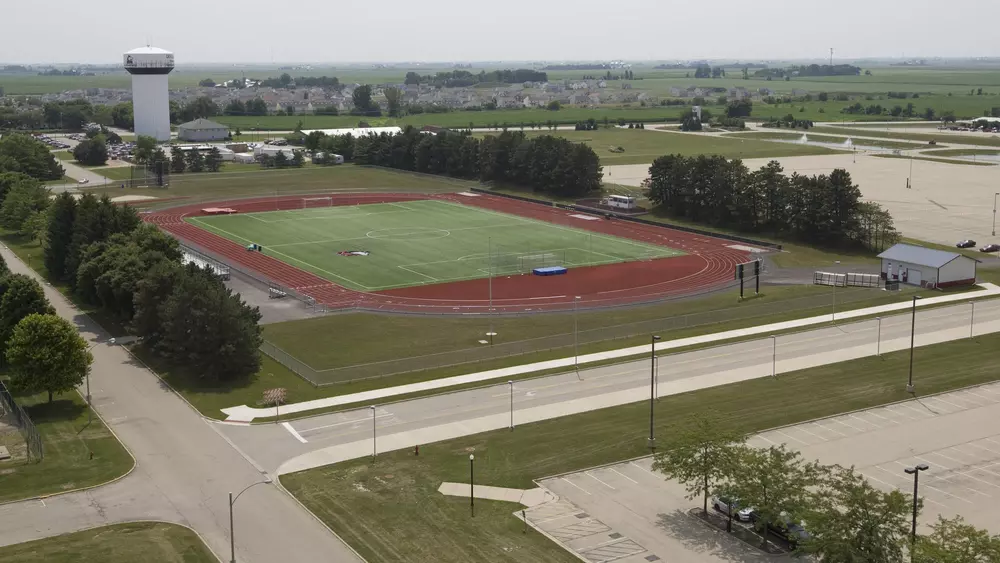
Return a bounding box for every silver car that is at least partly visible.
[711,496,755,522]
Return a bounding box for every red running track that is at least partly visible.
[144,192,752,313]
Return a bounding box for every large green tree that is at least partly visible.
[728,444,824,549]
[384,86,403,117]
[44,192,77,280]
[72,136,109,166]
[800,465,912,562]
[651,414,745,517]
[6,313,92,403]
[0,178,49,235]
[351,85,376,114]
[133,135,158,164]
[0,134,64,180]
[913,516,1000,563]
[0,274,54,358]
[204,147,222,172]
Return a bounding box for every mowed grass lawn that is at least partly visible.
[188,199,681,291]
[1,522,216,563]
[281,330,1000,563]
[0,390,133,502]
[483,128,839,165]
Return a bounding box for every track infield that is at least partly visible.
[148,192,752,312]
[187,199,683,291]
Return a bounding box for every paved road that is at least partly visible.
[215,298,1000,476]
[0,246,361,563]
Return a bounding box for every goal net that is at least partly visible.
[303,197,333,209]
[490,248,567,275]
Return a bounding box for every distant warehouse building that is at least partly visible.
[177,119,230,142]
[878,243,978,288]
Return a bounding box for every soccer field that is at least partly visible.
[187,199,683,291]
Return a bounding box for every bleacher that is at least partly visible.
[182,251,231,280]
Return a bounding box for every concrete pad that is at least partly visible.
[0,446,9,461]
[437,482,549,505]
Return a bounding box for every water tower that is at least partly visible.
[124,46,174,141]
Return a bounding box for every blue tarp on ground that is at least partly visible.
[533,266,568,276]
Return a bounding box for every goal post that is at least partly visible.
[303,197,333,209]
[489,246,568,275]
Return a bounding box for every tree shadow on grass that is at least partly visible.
[123,345,258,398]
[654,508,783,562]
[19,396,86,423]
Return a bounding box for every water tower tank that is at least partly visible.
[124,46,174,141]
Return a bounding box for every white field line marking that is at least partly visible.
[282,422,308,443]
[299,413,393,434]
[609,468,639,484]
[561,477,592,495]
[586,472,616,490]
[397,265,440,282]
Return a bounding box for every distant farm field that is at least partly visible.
[187,198,680,291]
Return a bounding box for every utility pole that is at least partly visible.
[830,47,834,67]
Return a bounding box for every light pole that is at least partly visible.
[85,337,116,424]
[970,301,976,339]
[370,405,377,458]
[903,463,929,549]
[573,296,581,370]
[648,335,660,449]
[876,317,882,357]
[469,454,475,517]
[907,296,922,394]
[770,335,777,376]
[508,380,514,431]
[993,192,998,237]
[229,477,273,563]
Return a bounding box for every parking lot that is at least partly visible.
[534,381,1000,562]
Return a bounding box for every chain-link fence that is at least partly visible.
[263,285,899,386]
[0,380,43,462]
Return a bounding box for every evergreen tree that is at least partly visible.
[204,147,223,172]
[170,147,187,174]
[186,150,205,173]
[44,192,77,280]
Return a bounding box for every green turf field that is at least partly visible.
[188,199,681,291]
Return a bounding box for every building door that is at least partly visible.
[907,268,922,286]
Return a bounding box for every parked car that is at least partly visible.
[980,243,1000,253]
[711,496,755,522]
[957,240,977,248]
[756,515,810,547]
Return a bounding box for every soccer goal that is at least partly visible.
[303,197,333,209]
[490,248,567,275]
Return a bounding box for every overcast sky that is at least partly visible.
[5,0,1000,64]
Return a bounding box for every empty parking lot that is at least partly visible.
[533,381,1000,562]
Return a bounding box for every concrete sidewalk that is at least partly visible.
[224,284,1000,422]
[437,483,554,507]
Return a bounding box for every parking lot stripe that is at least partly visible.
[629,461,657,476]
[864,410,900,425]
[963,442,1000,458]
[925,484,973,504]
[893,460,991,498]
[586,472,617,490]
[928,397,966,411]
[812,421,847,437]
[900,403,934,418]
[884,405,918,421]
[561,477,592,495]
[848,413,879,429]
[755,434,779,445]
[829,417,864,433]
[984,437,1000,449]
[774,429,811,445]
[791,425,827,442]
[956,390,993,406]
[609,468,639,484]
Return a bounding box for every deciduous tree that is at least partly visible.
[0,274,54,358]
[6,313,92,403]
[913,516,1000,563]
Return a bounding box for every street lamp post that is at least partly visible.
[970,301,976,339]
[508,380,514,431]
[229,477,273,563]
[770,335,777,376]
[993,192,998,237]
[469,454,475,517]
[648,335,661,449]
[85,338,116,424]
[903,463,929,549]
[370,405,377,458]
[573,296,581,370]
[876,317,882,356]
[907,296,922,393]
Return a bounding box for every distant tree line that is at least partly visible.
[645,156,898,251]
[308,127,602,197]
[404,69,547,87]
[255,73,341,90]
[167,146,224,174]
[754,64,861,78]
[44,193,262,382]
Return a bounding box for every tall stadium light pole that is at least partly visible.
[770,335,777,376]
[904,464,929,549]
[648,335,661,449]
[84,338,116,424]
[907,296,922,393]
[229,477,272,563]
[573,296,582,370]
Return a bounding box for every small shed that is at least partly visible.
[877,243,978,288]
